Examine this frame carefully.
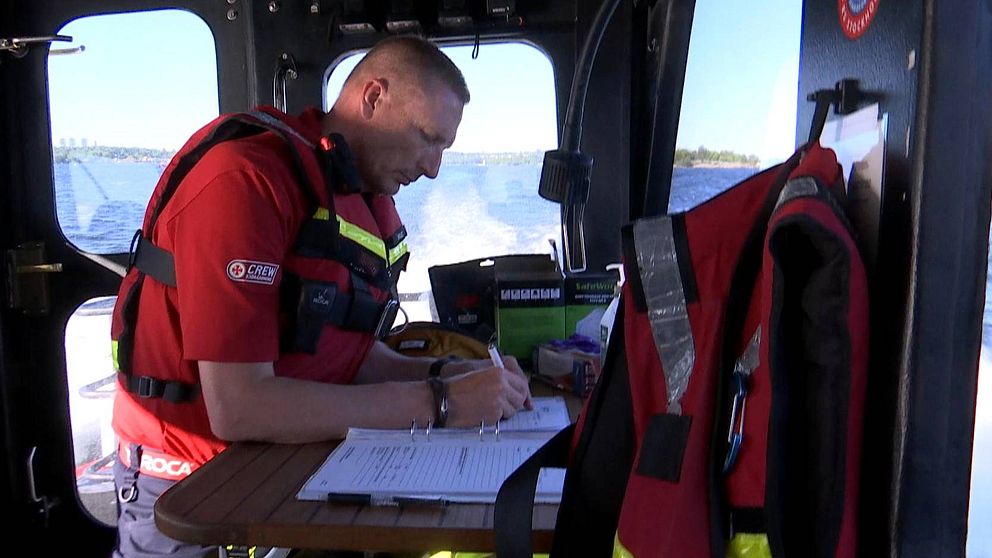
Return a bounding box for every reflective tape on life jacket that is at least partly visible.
[311,208,410,268]
[628,215,696,415]
[613,532,634,558]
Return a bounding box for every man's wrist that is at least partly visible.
[428,356,458,378]
[427,376,448,427]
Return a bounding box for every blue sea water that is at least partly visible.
[53,158,990,553]
[52,159,756,258]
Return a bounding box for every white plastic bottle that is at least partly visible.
[599,263,624,358]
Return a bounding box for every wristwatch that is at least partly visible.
[428,356,453,378]
[427,376,448,427]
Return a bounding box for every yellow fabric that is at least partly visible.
[111,340,119,371]
[311,207,389,261]
[388,240,410,266]
[383,322,490,359]
[336,215,387,260]
[726,533,772,558]
[613,531,635,558]
[427,553,548,558]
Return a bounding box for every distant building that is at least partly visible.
[68,138,77,148]
[81,138,88,148]
[59,138,67,147]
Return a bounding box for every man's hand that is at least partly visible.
[444,365,532,427]
[443,355,534,410]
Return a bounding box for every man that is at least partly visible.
[110,36,532,557]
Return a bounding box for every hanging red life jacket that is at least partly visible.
[495,143,869,558]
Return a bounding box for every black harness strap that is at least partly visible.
[495,304,633,558]
[130,230,176,288]
[284,273,398,353]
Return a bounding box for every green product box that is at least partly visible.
[495,269,565,361]
[564,271,620,339]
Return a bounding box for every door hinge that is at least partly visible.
[5,241,63,315]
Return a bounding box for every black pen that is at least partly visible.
[326,492,448,508]
[325,492,373,506]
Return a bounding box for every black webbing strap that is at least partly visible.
[495,304,631,558]
[345,274,390,333]
[118,372,198,403]
[131,233,177,288]
[147,113,322,231]
[286,273,398,353]
[116,272,199,402]
[494,424,575,558]
[707,147,805,553]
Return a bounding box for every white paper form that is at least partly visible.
[496,396,570,432]
[296,396,570,503]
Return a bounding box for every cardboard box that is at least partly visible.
[429,254,555,342]
[495,260,565,361]
[564,271,620,339]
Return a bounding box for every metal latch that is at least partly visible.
[25,447,58,528]
[0,34,72,59]
[5,242,63,315]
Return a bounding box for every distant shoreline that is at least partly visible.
[53,147,761,169]
[675,161,760,169]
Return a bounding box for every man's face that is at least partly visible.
[357,79,464,196]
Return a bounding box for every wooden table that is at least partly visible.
[155,386,581,552]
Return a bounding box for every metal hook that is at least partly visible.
[272,52,299,113]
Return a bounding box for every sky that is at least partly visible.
[47,0,802,164]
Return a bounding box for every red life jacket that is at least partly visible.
[495,143,869,558]
[110,107,408,406]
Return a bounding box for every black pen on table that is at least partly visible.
[325,492,448,508]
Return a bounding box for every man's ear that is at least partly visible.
[360,78,389,119]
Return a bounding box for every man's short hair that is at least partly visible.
[344,36,470,104]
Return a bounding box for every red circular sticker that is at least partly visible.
[838,0,879,40]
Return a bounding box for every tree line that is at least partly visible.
[53,145,173,164]
[53,145,760,168]
[674,146,760,167]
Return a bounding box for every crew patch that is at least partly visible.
[226,259,279,285]
[838,0,879,40]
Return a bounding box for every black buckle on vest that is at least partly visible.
[374,299,400,340]
[136,376,160,399]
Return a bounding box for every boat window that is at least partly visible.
[47,9,219,526]
[48,10,219,255]
[669,0,802,212]
[326,42,560,322]
[972,234,992,555]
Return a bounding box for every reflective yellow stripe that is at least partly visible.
[311,207,389,262]
[613,531,635,558]
[727,533,771,558]
[388,241,409,266]
[111,340,120,371]
[337,215,387,260]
